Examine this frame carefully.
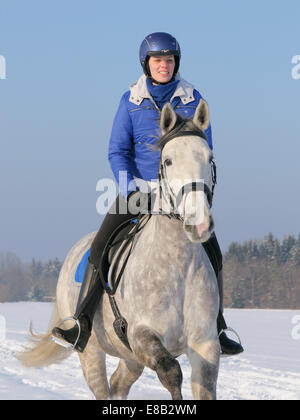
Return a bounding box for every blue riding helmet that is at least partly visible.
[139,32,181,79]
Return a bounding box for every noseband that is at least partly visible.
[157,119,217,218]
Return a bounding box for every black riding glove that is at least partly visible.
[128,191,154,214]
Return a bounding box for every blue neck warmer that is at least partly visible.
[146,78,179,110]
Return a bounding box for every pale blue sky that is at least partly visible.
[0,0,299,261]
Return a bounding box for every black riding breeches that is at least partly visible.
[89,194,136,270]
[202,232,223,277]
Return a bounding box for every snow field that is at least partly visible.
[0,302,299,400]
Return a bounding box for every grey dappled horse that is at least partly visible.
[18,100,220,400]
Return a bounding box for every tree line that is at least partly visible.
[0,253,61,302]
[0,232,299,308]
[223,233,300,309]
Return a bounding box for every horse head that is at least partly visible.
[157,99,215,243]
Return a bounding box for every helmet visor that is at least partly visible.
[147,50,180,58]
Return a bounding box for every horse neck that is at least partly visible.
[150,214,193,250]
[144,215,204,279]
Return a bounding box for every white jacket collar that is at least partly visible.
[129,74,195,106]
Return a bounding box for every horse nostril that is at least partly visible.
[209,216,214,232]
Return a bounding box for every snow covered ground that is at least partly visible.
[0,302,299,400]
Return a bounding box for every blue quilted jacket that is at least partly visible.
[108,74,213,198]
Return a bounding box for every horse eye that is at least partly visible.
[164,158,172,167]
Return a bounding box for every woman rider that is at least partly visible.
[52,32,243,356]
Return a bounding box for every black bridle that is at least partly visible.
[157,119,217,219]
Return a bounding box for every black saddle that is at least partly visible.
[107,219,138,265]
[98,214,148,351]
[99,215,149,295]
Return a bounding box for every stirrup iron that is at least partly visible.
[51,317,81,350]
[218,326,242,345]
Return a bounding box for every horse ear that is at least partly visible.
[160,103,178,135]
[193,99,210,131]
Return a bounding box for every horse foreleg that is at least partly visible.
[186,339,220,400]
[78,333,110,400]
[110,358,144,400]
[132,326,183,400]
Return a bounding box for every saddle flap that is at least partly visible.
[106,214,150,292]
[106,220,139,291]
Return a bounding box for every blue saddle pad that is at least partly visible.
[74,248,90,284]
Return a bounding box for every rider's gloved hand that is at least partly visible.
[128,191,154,214]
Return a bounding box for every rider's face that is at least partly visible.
[148,55,175,84]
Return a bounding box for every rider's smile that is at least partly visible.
[148,55,175,84]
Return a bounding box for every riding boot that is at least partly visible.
[203,233,243,355]
[51,259,104,353]
[217,269,244,355]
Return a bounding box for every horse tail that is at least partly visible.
[17,301,71,368]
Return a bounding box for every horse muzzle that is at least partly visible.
[182,190,214,242]
[183,215,214,243]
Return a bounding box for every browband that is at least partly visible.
[157,119,207,151]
